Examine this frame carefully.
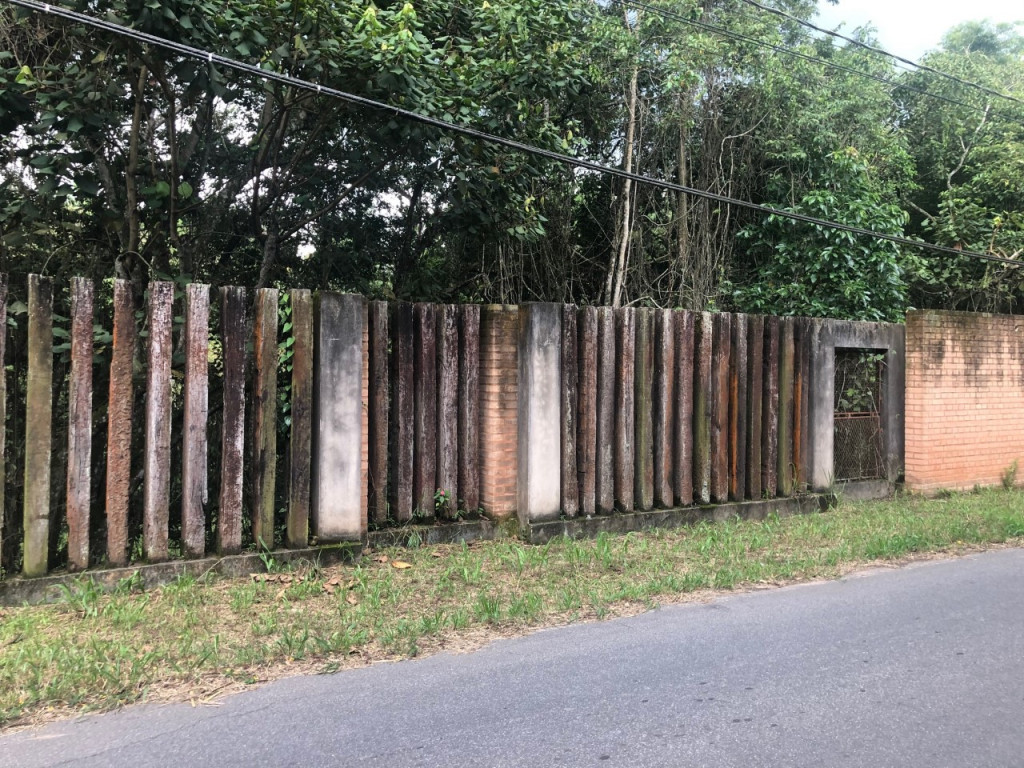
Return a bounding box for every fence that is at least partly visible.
[0,274,906,580]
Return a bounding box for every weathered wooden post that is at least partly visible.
[710,313,731,503]
[251,288,279,550]
[0,276,6,568]
[366,300,389,527]
[458,305,481,514]
[595,308,616,514]
[693,312,713,505]
[287,289,314,546]
[413,303,437,516]
[390,302,415,522]
[634,308,654,511]
[560,304,579,518]
[218,287,247,555]
[614,308,636,512]
[182,284,209,559]
[67,277,94,571]
[105,280,135,565]
[779,317,796,496]
[437,305,460,519]
[24,275,52,577]
[653,309,675,509]
[577,307,598,517]
[674,310,695,506]
[762,316,780,497]
[729,313,748,502]
[746,315,765,501]
[143,281,173,563]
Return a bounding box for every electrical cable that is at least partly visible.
[735,0,1024,109]
[611,0,1010,119]
[4,0,1020,267]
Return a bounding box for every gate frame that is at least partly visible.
[809,320,906,495]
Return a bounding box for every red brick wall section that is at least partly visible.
[906,310,1024,492]
[480,305,519,518]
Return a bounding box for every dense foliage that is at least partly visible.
[0,0,1021,317]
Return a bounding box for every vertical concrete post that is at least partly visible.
[517,303,562,526]
[313,293,365,541]
[809,321,834,492]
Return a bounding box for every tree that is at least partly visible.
[899,21,1024,313]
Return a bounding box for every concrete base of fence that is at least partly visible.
[0,522,503,607]
[522,494,836,545]
[836,479,896,502]
[3,493,874,605]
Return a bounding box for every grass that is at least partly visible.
[3,488,1024,729]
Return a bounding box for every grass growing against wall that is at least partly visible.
[4,488,1024,729]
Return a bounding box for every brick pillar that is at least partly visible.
[480,306,519,518]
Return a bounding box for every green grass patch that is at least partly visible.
[3,488,1024,728]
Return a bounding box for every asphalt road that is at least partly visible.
[4,548,1024,768]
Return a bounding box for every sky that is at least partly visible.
[813,0,1024,61]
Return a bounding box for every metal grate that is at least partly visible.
[834,351,885,481]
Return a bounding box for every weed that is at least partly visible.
[1002,460,1019,490]
[57,577,103,618]
[474,593,502,624]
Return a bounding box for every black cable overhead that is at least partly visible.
[736,0,1024,109]
[4,0,1020,267]
[610,0,1012,120]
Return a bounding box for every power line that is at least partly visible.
[4,0,1020,268]
[611,0,1007,120]
[736,0,1024,109]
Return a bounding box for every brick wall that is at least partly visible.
[906,310,1024,492]
[480,305,519,518]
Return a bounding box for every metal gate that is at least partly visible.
[833,350,885,481]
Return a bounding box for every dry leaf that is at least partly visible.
[373,554,389,563]
[431,551,443,558]
[391,560,412,570]
[326,576,341,586]
[323,583,337,595]
[345,579,358,590]
[346,594,359,606]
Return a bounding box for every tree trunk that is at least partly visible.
[609,66,639,309]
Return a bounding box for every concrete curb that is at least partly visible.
[0,498,836,605]
[524,494,835,544]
